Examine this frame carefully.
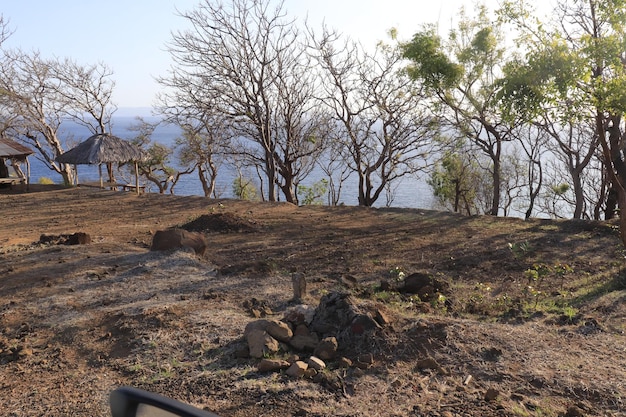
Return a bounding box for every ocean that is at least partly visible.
[25,115,436,209]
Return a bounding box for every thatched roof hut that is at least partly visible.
[0,138,34,189]
[55,133,145,165]
[55,133,147,193]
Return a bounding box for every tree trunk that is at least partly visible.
[571,170,584,219]
[490,157,501,216]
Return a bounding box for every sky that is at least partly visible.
[1,0,545,113]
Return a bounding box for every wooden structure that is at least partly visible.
[55,133,147,195]
[0,138,34,190]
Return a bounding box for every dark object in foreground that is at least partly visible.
[110,386,220,417]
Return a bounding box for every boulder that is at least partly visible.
[266,320,293,343]
[400,272,450,302]
[150,228,208,256]
[246,329,279,359]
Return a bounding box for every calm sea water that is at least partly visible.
[26,116,435,209]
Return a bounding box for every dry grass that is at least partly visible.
[0,186,625,416]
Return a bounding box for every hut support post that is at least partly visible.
[134,162,140,195]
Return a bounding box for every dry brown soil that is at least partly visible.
[1,185,625,417]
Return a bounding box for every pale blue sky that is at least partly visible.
[1,0,533,111]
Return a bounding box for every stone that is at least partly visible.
[246,329,279,359]
[289,333,319,351]
[304,367,318,378]
[337,356,353,368]
[307,356,326,371]
[266,320,293,343]
[292,272,307,301]
[374,308,392,326]
[244,320,269,337]
[400,272,450,302]
[285,361,308,378]
[484,388,500,402]
[415,357,443,373]
[150,228,208,256]
[294,323,310,336]
[350,314,381,335]
[314,337,338,360]
[257,359,290,372]
[283,305,316,326]
[564,405,585,417]
[67,232,91,245]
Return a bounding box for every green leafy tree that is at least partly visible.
[232,174,258,201]
[403,5,517,216]
[500,0,626,243]
[428,150,484,215]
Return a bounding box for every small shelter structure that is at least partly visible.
[55,133,146,194]
[0,138,34,190]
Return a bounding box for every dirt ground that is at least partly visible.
[1,184,625,417]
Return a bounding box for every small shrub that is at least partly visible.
[38,177,55,185]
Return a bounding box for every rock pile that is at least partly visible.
[241,292,392,379]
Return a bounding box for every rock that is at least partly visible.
[244,320,269,337]
[307,356,326,371]
[292,272,307,301]
[294,323,310,336]
[283,305,316,326]
[304,367,318,378]
[266,320,293,343]
[350,314,380,335]
[285,361,308,377]
[414,356,448,375]
[289,333,319,351]
[243,298,273,317]
[245,329,279,359]
[337,357,352,368]
[257,359,290,372]
[67,232,91,245]
[400,272,450,302]
[374,308,392,326]
[310,292,356,335]
[39,232,91,245]
[313,337,338,360]
[150,228,208,256]
[484,388,500,402]
[564,405,585,417]
[401,272,431,293]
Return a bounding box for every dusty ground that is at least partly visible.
[1,184,625,417]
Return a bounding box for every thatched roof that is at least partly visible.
[55,133,146,165]
[0,138,34,159]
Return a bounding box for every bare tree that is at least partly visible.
[0,48,115,185]
[161,0,325,203]
[310,29,434,207]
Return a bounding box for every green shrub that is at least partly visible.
[38,177,55,185]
